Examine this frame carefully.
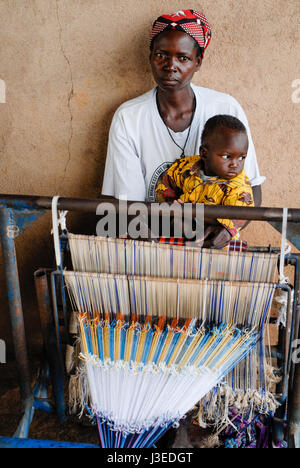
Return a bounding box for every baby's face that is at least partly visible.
[201,127,249,180]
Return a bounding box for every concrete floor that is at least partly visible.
[0,357,99,446]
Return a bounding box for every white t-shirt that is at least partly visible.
[102,84,265,201]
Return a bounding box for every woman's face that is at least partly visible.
[150,30,202,92]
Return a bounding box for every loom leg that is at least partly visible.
[287,359,300,448]
[34,269,66,422]
[287,256,300,448]
[32,363,54,414]
[13,396,35,438]
[0,207,32,423]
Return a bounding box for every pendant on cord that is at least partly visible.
[156,91,196,160]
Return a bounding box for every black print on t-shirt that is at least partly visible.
[147,162,173,202]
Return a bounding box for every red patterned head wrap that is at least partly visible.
[150,9,212,59]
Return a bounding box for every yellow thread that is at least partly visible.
[115,324,121,361]
[192,334,218,367]
[103,322,109,359]
[135,327,148,363]
[91,322,98,356]
[215,331,253,369]
[202,327,235,367]
[147,328,161,364]
[176,332,203,368]
[157,328,174,364]
[79,319,88,355]
[124,323,136,362]
[167,330,187,367]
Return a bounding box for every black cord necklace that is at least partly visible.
[156,91,196,158]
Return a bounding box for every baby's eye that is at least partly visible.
[238,156,246,161]
[221,155,230,159]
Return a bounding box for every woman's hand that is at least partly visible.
[203,225,232,249]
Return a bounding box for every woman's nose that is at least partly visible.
[164,56,177,70]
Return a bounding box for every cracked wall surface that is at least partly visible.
[0,0,299,351]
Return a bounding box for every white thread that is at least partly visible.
[279,208,290,284]
[51,196,68,268]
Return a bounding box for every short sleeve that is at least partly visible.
[101,110,146,201]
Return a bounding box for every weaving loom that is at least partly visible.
[63,234,280,446]
[0,194,299,448]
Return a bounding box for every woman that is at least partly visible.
[102,10,265,248]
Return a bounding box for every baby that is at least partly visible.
[155,115,254,241]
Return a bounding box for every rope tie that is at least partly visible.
[51,195,68,268]
[279,208,291,284]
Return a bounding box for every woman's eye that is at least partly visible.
[179,56,189,61]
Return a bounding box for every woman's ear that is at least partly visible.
[195,56,202,71]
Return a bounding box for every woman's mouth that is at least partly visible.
[161,75,178,82]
